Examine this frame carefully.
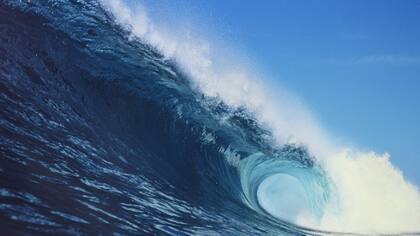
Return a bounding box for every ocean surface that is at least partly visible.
[1,1,419,235]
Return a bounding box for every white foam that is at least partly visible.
[319,150,420,233]
[100,0,420,233]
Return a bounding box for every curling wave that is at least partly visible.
[0,0,419,235]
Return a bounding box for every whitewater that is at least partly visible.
[0,0,419,235]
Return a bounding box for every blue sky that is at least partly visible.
[144,0,420,185]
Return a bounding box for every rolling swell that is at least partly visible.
[1,1,330,235]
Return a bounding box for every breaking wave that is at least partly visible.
[0,0,419,235]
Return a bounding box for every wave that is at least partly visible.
[101,0,420,233]
[0,0,419,235]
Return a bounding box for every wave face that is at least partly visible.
[0,1,327,235]
[1,1,419,235]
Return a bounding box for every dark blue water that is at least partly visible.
[0,1,334,235]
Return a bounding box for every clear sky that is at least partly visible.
[144,0,420,185]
